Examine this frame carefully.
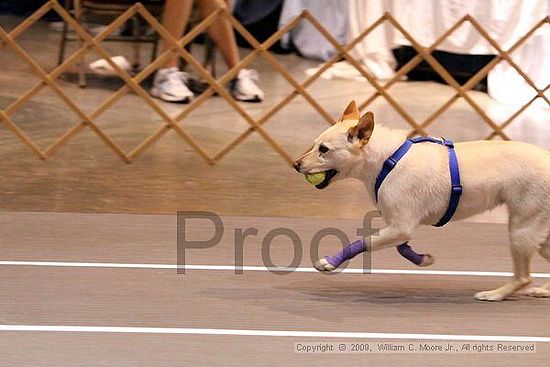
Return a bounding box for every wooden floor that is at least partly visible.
[1,212,548,366]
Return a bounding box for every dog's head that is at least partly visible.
[293,100,375,189]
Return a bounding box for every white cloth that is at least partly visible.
[487,16,549,108]
[279,0,348,61]
[325,0,549,107]
[347,0,395,80]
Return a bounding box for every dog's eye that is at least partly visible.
[318,144,329,154]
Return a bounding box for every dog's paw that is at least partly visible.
[523,287,550,298]
[419,254,434,267]
[314,258,336,273]
[474,290,506,302]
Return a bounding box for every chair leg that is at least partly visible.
[57,19,69,66]
[151,32,159,65]
[209,47,216,78]
[74,0,86,88]
[204,36,216,78]
[131,16,141,73]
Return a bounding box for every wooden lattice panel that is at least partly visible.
[0,1,548,164]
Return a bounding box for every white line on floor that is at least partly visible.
[1,260,549,278]
[0,324,548,342]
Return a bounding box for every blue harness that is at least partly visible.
[374,137,462,227]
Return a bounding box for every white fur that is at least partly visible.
[295,107,550,301]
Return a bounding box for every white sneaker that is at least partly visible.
[230,69,264,102]
[89,55,131,76]
[150,67,194,103]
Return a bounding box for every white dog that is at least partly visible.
[293,101,550,301]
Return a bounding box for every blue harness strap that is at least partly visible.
[374,137,462,227]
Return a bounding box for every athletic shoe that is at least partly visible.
[150,67,194,103]
[229,69,264,102]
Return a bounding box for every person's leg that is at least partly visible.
[151,0,194,103]
[199,0,239,68]
[199,0,264,102]
[161,0,193,68]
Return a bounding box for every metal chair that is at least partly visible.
[57,0,164,87]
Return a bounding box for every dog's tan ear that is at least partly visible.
[347,111,375,146]
[338,100,360,122]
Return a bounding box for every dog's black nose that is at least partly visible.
[293,161,302,172]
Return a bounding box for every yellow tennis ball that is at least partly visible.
[305,172,326,186]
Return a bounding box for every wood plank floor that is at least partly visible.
[1,212,548,366]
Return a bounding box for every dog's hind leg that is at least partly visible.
[475,214,543,301]
[524,233,550,298]
[475,244,535,301]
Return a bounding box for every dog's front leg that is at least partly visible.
[314,225,414,272]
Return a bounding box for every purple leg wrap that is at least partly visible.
[396,242,425,265]
[324,240,428,268]
[324,239,366,267]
